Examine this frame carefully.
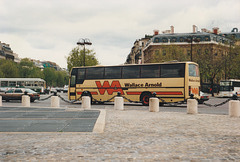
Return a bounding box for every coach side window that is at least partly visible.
[122,66,140,79]
[86,67,104,79]
[141,65,160,78]
[161,64,185,78]
[77,68,85,84]
[70,68,77,87]
[104,67,122,79]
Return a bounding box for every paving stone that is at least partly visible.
[0,106,239,161]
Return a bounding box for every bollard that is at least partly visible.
[82,96,91,109]
[229,100,240,117]
[22,95,30,107]
[149,97,159,112]
[51,96,60,108]
[187,98,198,114]
[114,96,124,110]
[0,95,2,107]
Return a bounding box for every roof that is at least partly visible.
[150,32,231,44]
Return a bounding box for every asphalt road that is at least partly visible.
[1,93,232,115]
[0,106,100,132]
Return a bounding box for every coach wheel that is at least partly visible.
[141,92,152,106]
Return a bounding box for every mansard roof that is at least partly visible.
[150,32,231,44]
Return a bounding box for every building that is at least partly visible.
[125,35,152,64]
[0,41,20,62]
[0,41,62,71]
[126,26,240,64]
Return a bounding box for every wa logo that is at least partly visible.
[95,81,124,95]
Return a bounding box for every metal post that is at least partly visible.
[77,38,92,67]
[83,43,86,66]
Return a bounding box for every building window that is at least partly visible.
[220,50,223,56]
[170,37,177,42]
[155,50,160,55]
[172,49,176,56]
[204,36,210,41]
[162,38,168,43]
[195,37,201,42]
[179,37,184,42]
[154,38,160,43]
[205,49,209,54]
[162,50,166,56]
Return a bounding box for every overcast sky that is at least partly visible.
[0,0,239,68]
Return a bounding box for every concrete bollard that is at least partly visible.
[82,96,91,109]
[149,98,159,112]
[187,99,198,114]
[22,95,30,107]
[229,100,240,117]
[0,96,2,107]
[51,96,60,108]
[114,96,124,110]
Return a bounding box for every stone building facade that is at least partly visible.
[0,41,20,63]
[125,35,152,64]
[126,26,240,65]
[143,32,231,63]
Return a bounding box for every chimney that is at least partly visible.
[213,27,219,34]
[193,25,197,33]
[170,25,174,33]
[153,29,159,35]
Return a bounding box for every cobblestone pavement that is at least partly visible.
[0,106,240,161]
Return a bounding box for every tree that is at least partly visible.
[225,43,240,79]
[19,58,39,78]
[43,68,57,87]
[67,47,99,72]
[56,70,68,87]
[151,45,189,63]
[0,59,19,77]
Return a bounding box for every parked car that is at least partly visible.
[1,88,40,102]
[55,87,63,92]
[198,91,209,104]
[50,87,57,93]
[63,85,68,93]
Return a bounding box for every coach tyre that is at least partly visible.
[141,92,152,106]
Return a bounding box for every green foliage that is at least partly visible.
[227,45,240,79]
[18,58,43,78]
[67,47,99,72]
[0,58,68,87]
[0,59,19,77]
[43,68,56,86]
[152,45,189,63]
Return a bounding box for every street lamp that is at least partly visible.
[186,36,200,61]
[77,38,92,66]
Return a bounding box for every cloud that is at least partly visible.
[0,0,239,68]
